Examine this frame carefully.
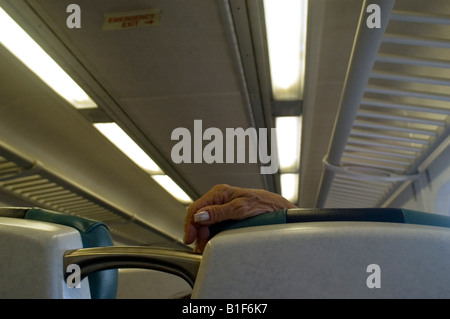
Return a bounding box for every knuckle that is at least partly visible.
[210,206,227,223]
[211,184,230,193]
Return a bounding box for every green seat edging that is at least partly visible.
[209,208,450,239]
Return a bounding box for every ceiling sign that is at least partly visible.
[103,9,161,31]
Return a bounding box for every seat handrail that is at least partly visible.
[64,246,201,288]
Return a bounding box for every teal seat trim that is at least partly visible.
[209,208,450,239]
[24,208,114,248]
[402,209,450,228]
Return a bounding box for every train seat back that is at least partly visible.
[0,207,117,299]
[193,209,450,298]
[0,216,91,298]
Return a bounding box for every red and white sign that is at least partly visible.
[103,9,161,31]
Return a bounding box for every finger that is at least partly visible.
[194,226,210,253]
[190,184,233,213]
[193,197,258,226]
[183,222,197,245]
[184,185,234,238]
[184,204,204,241]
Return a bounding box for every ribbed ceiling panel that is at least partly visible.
[323,3,450,208]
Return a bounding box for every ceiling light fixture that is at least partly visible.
[94,123,162,174]
[0,7,96,109]
[263,0,308,101]
[275,116,302,203]
[94,123,192,204]
[275,116,302,171]
[151,175,193,204]
[280,173,299,203]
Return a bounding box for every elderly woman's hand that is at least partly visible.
[184,184,297,252]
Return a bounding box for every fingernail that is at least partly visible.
[194,211,210,222]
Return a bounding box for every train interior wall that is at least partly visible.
[389,143,450,216]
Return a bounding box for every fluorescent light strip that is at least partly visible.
[276,116,301,203]
[280,173,299,203]
[263,0,308,100]
[151,175,192,204]
[94,123,162,174]
[94,123,192,204]
[276,116,302,171]
[0,7,96,109]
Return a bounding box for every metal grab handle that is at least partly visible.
[64,246,202,288]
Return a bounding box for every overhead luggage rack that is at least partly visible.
[0,145,124,223]
[0,142,178,246]
[317,0,450,208]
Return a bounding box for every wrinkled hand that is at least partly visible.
[184,184,297,252]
